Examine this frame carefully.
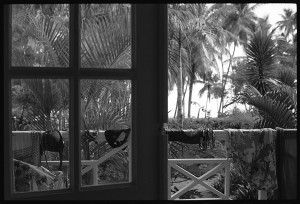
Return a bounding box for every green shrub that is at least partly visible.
[167,113,255,130]
[211,165,258,200]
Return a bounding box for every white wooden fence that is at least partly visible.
[168,158,232,200]
[167,129,268,200]
[12,130,130,186]
[12,130,268,199]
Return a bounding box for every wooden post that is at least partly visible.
[168,163,171,200]
[258,190,267,200]
[92,166,98,185]
[224,160,230,199]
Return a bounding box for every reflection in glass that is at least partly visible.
[81,4,131,69]
[11,79,70,193]
[11,4,69,67]
[80,80,131,186]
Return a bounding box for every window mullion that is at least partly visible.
[69,4,80,194]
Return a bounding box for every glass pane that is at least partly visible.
[11,79,70,193]
[81,4,131,69]
[11,4,69,67]
[80,79,131,186]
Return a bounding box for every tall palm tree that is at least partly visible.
[183,4,223,118]
[168,4,193,123]
[244,30,278,95]
[217,3,260,116]
[198,71,222,118]
[276,8,297,42]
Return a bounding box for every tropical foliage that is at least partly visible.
[11,4,132,186]
[226,30,297,129]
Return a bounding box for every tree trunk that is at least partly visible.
[218,43,236,116]
[188,64,195,118]
[204,94,208,118]
[176,28,183,124]
[182,78,189,118]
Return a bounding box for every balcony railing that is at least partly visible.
[12,129,297,199]
[168,158,232,200]
[12,130,130,186]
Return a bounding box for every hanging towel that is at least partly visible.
[167,129,202,144]
[14,159,65,192]
[276,128,297,200]
[225,128,278,199]
[166,129,215,151]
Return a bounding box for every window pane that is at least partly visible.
[80,4,131,69]
[11,79,70,193]
[11,4,69,67]
[80,79,131,186]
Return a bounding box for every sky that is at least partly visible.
[168,3,297,119]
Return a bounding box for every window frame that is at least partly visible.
[4,4,169,200]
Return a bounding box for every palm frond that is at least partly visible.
[81,5,131,68]
[244,31,278,95]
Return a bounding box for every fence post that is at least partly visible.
[258,190,267,200]
[168,162,171,200]
[93,166,98,185]
[224,160,230,199]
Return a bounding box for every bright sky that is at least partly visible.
[168,3,297,119]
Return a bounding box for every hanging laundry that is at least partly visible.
[275,128,297,199]
[14,159,65,192]
[166,129,215,151]
[225,128,278,199]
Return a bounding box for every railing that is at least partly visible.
[12,130,130,186]
[12,130,276,198]
[168,158,232,200]
[40,141,129,186]
[166,129,273,200]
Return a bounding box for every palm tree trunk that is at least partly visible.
[218,43,236,116]
[176,28,183,124]
[182,78,189,118]
[218,55,224,116]
[188,64,195,118]
[205,92,209,118]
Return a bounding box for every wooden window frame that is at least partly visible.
[3,4,168,200]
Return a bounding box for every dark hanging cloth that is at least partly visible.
[275,128,297,200]
[105,128,130,148]
[166,129,215,150]
[166,129,202,144]
[40,130,64,171]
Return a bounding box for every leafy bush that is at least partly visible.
[211,165,258,200]
[167,113,255,130]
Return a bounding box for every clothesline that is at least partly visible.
[12,129,295,143]
[164,128,295,143]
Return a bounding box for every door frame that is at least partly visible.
[3,4,169,200]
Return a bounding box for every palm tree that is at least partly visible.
[11,4,69,67]
[183,4,223,118]
[244,30,278,95]
[12,4,133,184]
[226,29,297,128]
[276,8,297,42]
[168,4,193,123]
[237,81,297,128]
[12,79,66,130]
[198,71,222,118]
[81,4,131,68]
[217,3,260,116]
